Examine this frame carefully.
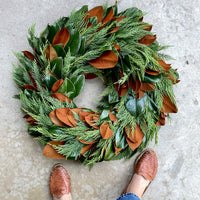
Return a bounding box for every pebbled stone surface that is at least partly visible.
[0,0,200,199]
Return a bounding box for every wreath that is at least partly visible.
[13,3,179,165]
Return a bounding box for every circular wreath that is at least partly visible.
[13,3,179,165]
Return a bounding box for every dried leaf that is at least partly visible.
[85,114,99,129]
[88,50,118,69]
[84,73,98,79]
[22,51,35,61]
[113,43,120,53]
[55,108,74,127]
[79,111,93,123]
[43,141,65,159]
[52,93,71,103]
[129,77,141,93]
[49,110,66,127]
[114,143,122,155]
[161,94,178,113]
[100,123,114,139]
[78,136,97,145]
[157,59,171,71]
[102,8,114,25]
[156,115,166,126]
[81,144,93,155]
[166,73,180,84]
[44,45,58,62]
[51,79,64,93]
[145,69,160,75]
[52,27,70,47]
[140,82,155,91]
[109,110,117,122]
[21,84,37,91]
[112,16,126,22]
[109,26,119,33]
[86,6,103,24]
[143,24,152,31]
[67,109,78,127]
[28,72,37,89]
[125,124,144,151]
[138,35,156,46]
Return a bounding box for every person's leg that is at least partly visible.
[116,149,158,200]
[49,164,72,200]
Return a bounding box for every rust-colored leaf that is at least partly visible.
[143,24,152,31]
[67,109,78,127]
[138,90,145,99]
[113,43,120,53]
[145,69,160,75]
[44,45,58,62]
[100,123,114,139]
[79,111,93,123]
[112,16,126,22]
[156,115,166,126]
[28,71,37,89]
[166,73,180,84]
[84,73,98,79]
[71,108,83,114]
[51,79,64,93]
[161,94,178,113]
[49,110,66,127]
[109,26,119,33]
[22,51,35,61]
[140,82,155,91]
[81,144,93,155]
[86,6,103,24]
[109,110,117,122]
[52,93,71,103]
[102,8,114,25]
[52,27,70,48]
[85,114,99,129]
[77,136,97,145]
[129,77,141,93]
[138,35,156,46]
[125,124,144,151]
[114,143,122,155]
[157,59,171,71]
[43,141,65,159]
[55,108,74,127]
[88,50,118,69]
[21,84,37,91]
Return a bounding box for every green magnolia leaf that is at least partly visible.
[43,74,57,90]
[69,30,81,55]
[144,73,162,83]
[125,94,147,117]
[100,109,110,120]
[115,128,127,149]
[71,75,85,98]
[50,57,63,78]
[78,37,85,55]
[58,77,76,99]
[104,142,115,161]
[47,24,60,43]
[53,44,66,58]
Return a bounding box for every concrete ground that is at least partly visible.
[0,0,199,199]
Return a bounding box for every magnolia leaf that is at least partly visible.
[46,24,60,43]
[53,44,66,58]
[71,75,85,98]
[104,142,115,161]
[52,93,71,103]
[138,35,157,46]
[88,50,118,69]
[109,110,117,122]
[85,114,99,129]
[100,109,110,120]
[55,108,74,127]
[86,6,103,24]
[115,128,127,149]
[43,73,57,90]
[43,141,65,159]
[84,73,98,79]
[51,79,64,93]
[102,7,114,25]
[81,144,93,155]
[100,123,114,139]
[44,45,58,62]
[145,69,160,75]
[52,27,70,48]
[49,110,66,127]
[50,57,63,78]
[157,59,171,71]
[161,94,178,113]
[58,78,76,99]
[144,73,161,83]
[78,37,85,55]
[22,51,35,61]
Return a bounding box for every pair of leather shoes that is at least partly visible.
[49,164,72,200]
[122,149,158,196]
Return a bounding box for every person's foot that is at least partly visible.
[49,164,72,200]
[123,149,158,199]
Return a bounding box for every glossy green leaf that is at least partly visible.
[100,109,110,120]
[104,142,115,161]
[53,44,66,58]
[43,74,57,90]
[58,77,76,99]
[71,75,85,98]
[50,57,63,78]
[47,24,60,43]
[69,29,81,55]
[88,16,98,26]
[144,73,161,83]
[78,37,85,55]
[24,89,33,98]
[125,94,147,117]
[115,128,128,149]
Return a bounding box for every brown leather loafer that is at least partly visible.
[49,164,72,200]
[121,149,158,195]
[134,149,158,182]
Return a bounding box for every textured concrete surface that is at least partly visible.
[0,0,200,199]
